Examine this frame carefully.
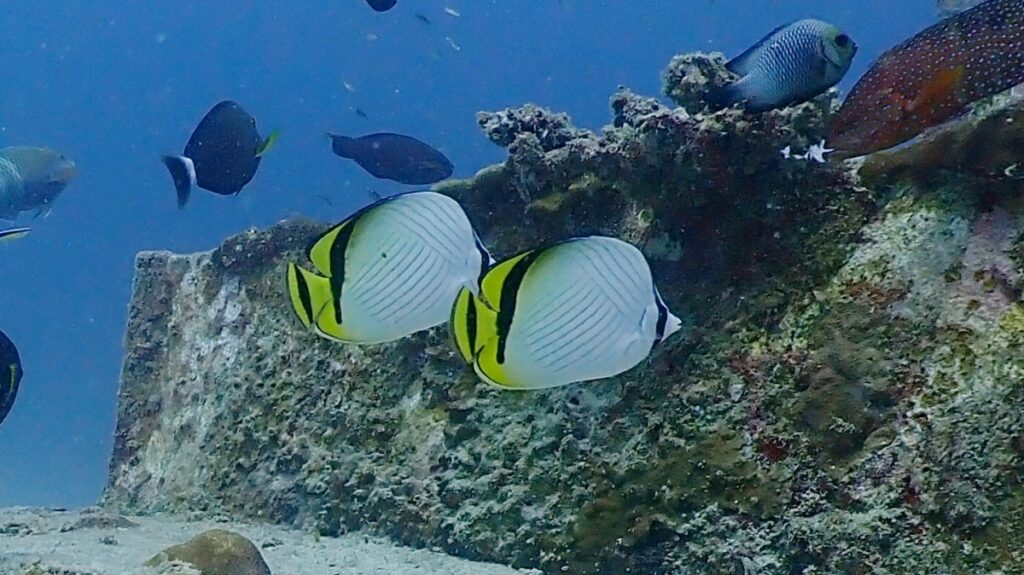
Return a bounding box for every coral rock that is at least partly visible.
[146,529,271,575]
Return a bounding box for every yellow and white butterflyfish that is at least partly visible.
[450,236,681,390]
[287,191,492,344]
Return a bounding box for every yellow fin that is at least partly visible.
[473,336,523,389]
[307,220,354,277]
[256,129,281,157]
[478,249,535,312]
[286,263,349,342]
[449,288,498,364]
[286,263,320,329]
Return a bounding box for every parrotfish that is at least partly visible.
[0,147,77,221]
[708,19,857,113]
[829,0,1024,157]
[329,132,453,185]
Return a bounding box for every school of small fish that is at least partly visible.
[2,0,1024,426]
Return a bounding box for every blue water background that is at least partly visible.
[0,0,932,506]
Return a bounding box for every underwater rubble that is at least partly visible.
[103,52,1024,574]
[0,507,531,574]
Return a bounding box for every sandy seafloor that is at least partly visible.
[0,507,539,574]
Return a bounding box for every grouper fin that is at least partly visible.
[161,155,196,208]
[256,129,281,158]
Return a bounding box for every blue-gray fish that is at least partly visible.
[709,19,858,113]
[0,147,77,221]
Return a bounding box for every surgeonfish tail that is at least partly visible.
[161,155,196,208]
[328,134,356,158]
[256,129,281,158]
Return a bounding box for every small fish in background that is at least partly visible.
[938,0,984,17]
[450,236,682,390]
[0,328,23,427]
[162,100,279,208]
[0,227,30,242]
[708,19,857,113]
[829,0,1024,157]
[286,191,491,344]
[444,7,461,17]
[328,132,453,185]
[365,0,397,12]
[415,12,432,25]
[0,147,76,221]
[353,107,369,120]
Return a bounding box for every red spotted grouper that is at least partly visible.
[829,0,1024,157]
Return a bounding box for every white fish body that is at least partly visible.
[453,236,681,390]
[288,191,490,344]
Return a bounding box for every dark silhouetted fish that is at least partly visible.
[0,328,22,427]
[162,101,279,207]
[366,0,397,11]
[829,0,1024,157]
[0,147,76,220]
[708,19,857,113]
[328,132,453,185]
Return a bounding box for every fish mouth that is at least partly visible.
[49,161,77,184]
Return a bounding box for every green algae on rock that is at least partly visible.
[103,51,1024,574]
[147,529,271,575]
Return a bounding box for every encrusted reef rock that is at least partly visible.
[147,529,271,575]
[105,52,1024,574]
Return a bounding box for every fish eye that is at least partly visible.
[835,34,851,48]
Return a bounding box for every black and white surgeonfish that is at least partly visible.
[0,147,77,221]
[366,0,397,11]
[0,329,23,427]
[708,19,857,113]
[450,236,682,390]
[286,191,491,344]
[328,132,453,185]
[162,100,279,208]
